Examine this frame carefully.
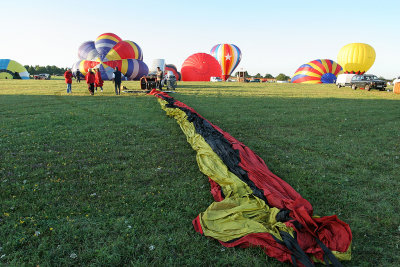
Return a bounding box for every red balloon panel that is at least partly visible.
[181,53,222,81]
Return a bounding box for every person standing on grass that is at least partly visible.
[76,69,81,83]
[112,67,122,95]
[64,69,73,93]
[156,67,163,90]
[94,68,104,92]
[85,69,95,95]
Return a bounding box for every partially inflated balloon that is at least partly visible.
[73,33,148,80]
[291,59,343,84]
[105,40,143,61]
[72,59,148,81]
[0,59,29,79]
[181,53,222,81]
[95,33,123,61]
[337,43,375,74]
[165,64,181,80]
[210,44,241,80]
[78,41,100,61]
[101,59,149,80]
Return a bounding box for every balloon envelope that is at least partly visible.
[165,64,181,81]
[95,33,122,61]
[181,53,222,81]
[210,44,241,80]
[0,59,29,79]
[78,41,100,61]
[74,33,148,80]
[73,59,148,81]
[291,59,343,84]
[337,43,375,74]
[105,40,143,61]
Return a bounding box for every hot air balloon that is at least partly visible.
[210,44,241,81]
[0,59,29,79]
[165,64,181,81]
[181,53,222,81]
[94,33,122,61]
[78,41,100,61]
[73,33,148,80]
[291,59,343,84]
[337,43,375,74]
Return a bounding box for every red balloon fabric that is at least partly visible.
[181,53,222,81]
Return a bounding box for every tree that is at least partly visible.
[264,73,274,79]
[275,73,290,81]
[23,65,67,76]
[254,73,262,78]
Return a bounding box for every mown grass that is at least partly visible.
[0,79,399,266]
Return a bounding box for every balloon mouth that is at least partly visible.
[320,73,337,84]
[344,71,365,75]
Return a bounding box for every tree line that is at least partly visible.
[24,65,68,76]
[233,71,290,81]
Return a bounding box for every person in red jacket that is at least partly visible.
[85,69,96,95]
[64,69,73,93]
[94,68,104,92]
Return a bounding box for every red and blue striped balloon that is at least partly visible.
[291,59,343,84]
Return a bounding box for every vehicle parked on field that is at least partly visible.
[163,71,177,90]
[34,73,51,80]
[336,73,356,88]
[210,76,223,82]
[349,74,386,91]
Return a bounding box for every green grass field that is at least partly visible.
[0,79,399,266]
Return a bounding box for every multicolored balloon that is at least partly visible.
[337,43,375,74]
[291,59,343,84]
[94,33,122,61]
[72,59,148,81]
[165,64,181,81]
[210,44,241,80]
[78,41,100,61]
[104,40,143,61]
[181,53,222,81]
[73,33,148,80]
[0,59,29,79]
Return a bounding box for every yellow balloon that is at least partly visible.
[337,43,375,74]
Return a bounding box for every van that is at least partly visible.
[336,74,356,88]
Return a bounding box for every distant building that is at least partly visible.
[236,70,247,82]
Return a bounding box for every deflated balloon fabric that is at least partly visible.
[149,90,352,266]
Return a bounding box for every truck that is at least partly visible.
[349,74,387,91]
[34,73,51,80]
[336,74,356,88]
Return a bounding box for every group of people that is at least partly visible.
[84,68,104,95]
[63,67,123,95]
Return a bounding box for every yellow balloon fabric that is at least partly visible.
[155,94,352,264]
[159,98,294,242]
[0,59,30,79]
[337,43,375,74]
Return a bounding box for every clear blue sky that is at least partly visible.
[1,0,399,78]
